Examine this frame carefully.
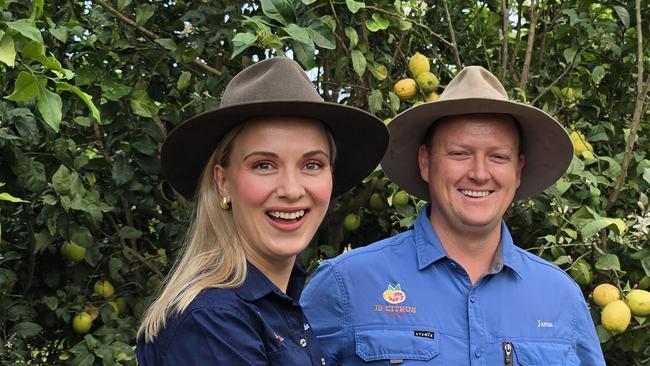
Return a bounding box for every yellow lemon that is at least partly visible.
[408,52,430,77]
[343,213,361,232]
[425,92,439,102]
[625,289,650,316]
[94,280,115,299]
[601,300,631,333]
[393,190,410,206]
[393,78,417,100]
[570,131,593,157]
[416,72,439,93]
[72,312,93,334]
[593,283,620,307]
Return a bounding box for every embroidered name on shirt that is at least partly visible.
[537,320,554,328]
[414,330,434,339]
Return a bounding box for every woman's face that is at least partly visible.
[215,117,333,267]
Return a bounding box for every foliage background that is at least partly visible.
[0,0,649,364]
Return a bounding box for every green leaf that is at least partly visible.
[31,0,44,20]
[641,256,650,277]
[0,32,16,67]
[613,5,630,28]
[119,226,143,240]
[22,40,44,60]
[563,48,577,64]
[117,0,132,11]
[365,13,390,32]
[42,296,58,311]
[282,24,311,44]
[388,92,400,111]
[301,0,317,3]
[49,26,67,43]
[368,89,382,114]
[345,0,365,13]
[292,39,316,69]
[177,71,191,90]
[112,157,134,186]
[591,66,606,84]
[230,32,257,59]
[57,82,101,123]
[351,49,366,77]
[595,254,621,271]
[100,80,132,101]
[155,38,177,51]
[6,71,39,101]
[0,192,27,203]
[643,168,650,185]
[344,27,358,49]
[129,89,159,118]
[12,322,42,338]
[368,62,387,80]
[36,79,62,132]
[596,325,611,343]
[581,217,626,238]
[136,4,156,25]
[305,16,336,50]
[261,0,295,25]
[5,19,43,43]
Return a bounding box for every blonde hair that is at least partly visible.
[137,119,337,343]
[138,125,246,342]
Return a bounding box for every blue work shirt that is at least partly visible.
[137,262,326,365]
[301,206,605,365]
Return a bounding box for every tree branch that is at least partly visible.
[519,0,539,88]
[91,0,222,76]
[442,0,462,68]
[607,0,650,210]
[500,0,510,76]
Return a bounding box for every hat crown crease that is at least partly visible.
[440,66,509,101]
[220,58,323,107]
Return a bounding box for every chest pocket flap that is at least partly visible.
[355,327,440,362]
[514,341,579,366]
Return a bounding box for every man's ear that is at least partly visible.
[213,165,230,198]
[418,145,431,183]
[515,153,525,188]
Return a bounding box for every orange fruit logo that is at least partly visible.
[383,284,406,304]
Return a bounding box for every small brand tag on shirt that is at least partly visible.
[413,330,434,339]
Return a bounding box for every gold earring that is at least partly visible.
[219,197,231,210]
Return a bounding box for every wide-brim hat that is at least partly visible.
[382,66,573,201]
[161,57,388,199]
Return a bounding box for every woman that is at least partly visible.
[136,57,388,365]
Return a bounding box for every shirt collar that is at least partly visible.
[234,262,307,302]
[414,204,524,279]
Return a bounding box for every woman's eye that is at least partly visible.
[253,162,273,170]
[304,161,323,170]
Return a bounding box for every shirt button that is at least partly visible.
[299,338,307,347]
[469,295,476,303]
[321,357,326,365]
[450,262,457,269]
[474,348,481,358]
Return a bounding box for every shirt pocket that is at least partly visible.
[513,341,580,366]
[354,326,440,363]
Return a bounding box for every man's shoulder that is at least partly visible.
[511,245,580,289]
[327,229,416,268]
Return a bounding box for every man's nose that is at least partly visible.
[467,157,490,182]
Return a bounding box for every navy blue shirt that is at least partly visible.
[137,263,326,365]
[301,206,605,365]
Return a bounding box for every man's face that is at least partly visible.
[418,114,524,236]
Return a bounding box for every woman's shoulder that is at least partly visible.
[187,286,245,312]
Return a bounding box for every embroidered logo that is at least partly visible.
[414,330,434,339]
[537,320,554,328]
[382,283,406,304]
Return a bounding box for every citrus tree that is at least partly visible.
[0,0,649,365]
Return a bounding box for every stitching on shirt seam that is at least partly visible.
[329,261,349,365]
[331,230,414,266]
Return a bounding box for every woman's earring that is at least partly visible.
[219,197,231,210]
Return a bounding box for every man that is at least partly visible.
[300,66,605,365]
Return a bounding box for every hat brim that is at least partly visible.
[382,98,573,201]
[161,100,389,198]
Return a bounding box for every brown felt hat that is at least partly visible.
[382,66,573,201]
[161,57,388,199]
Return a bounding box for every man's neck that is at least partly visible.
[429,216,502,285]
